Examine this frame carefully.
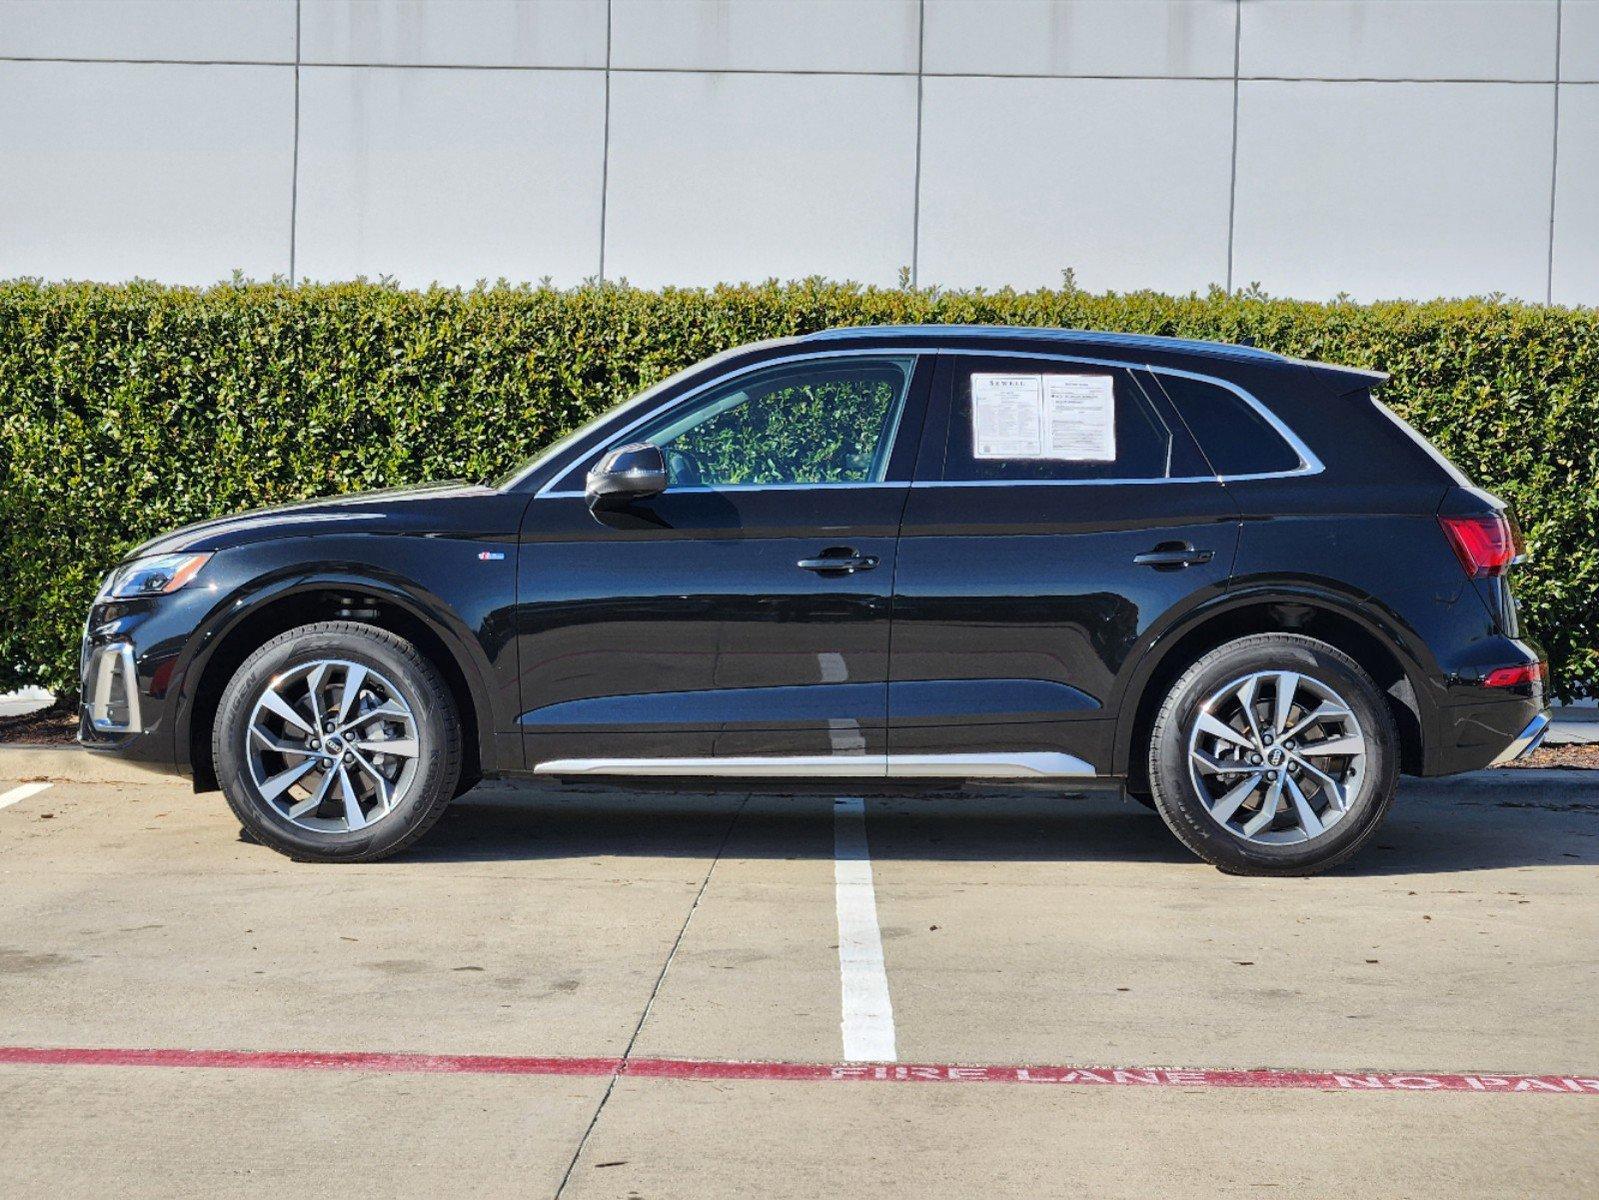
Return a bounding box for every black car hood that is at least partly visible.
[127,481,498,558]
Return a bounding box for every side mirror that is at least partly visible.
[586,442,668,510]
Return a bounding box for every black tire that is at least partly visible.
[213,621,461,863]
[1147,633,1398,876]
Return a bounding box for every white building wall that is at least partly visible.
[0,0,1591,304]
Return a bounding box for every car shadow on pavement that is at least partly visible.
[392,770,1598,876]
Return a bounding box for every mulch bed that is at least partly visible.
[1502,742,1599,770]
[0,702,78,745]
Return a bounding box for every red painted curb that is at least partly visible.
[0,1046,619,1076]
[1,1046,1594,1094]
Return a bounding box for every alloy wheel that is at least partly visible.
[244,659,421,833]
[1185,670,1367,845]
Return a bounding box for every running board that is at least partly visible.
[532,753,1094,779]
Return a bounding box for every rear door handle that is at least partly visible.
[1133,544,1214,569]
[798,549,879,574]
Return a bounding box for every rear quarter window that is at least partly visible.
[1156,374,1303,477]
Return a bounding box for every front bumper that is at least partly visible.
[1487,709,1551,767]
[76,587,205,773]
[82,639,143,734]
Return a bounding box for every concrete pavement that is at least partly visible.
[0,749,1594,1197]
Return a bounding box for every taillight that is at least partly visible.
[1483,662,1543,688]
[1439,513,1522,578]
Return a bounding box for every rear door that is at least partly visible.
[888,353,1241,774]
[515,353,930,773]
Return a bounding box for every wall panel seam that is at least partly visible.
[599,0,612,282]
[1547,0,1563,304]
[289,0,301,286]
[911,0,924,288]
[1225,0,1241,293]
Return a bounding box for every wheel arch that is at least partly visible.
[1113,585,1434,785]
[177,572,495,794]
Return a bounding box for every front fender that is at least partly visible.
[171,558,506,782]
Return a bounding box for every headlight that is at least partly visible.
[101,552,213,599]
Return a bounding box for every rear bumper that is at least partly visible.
[1487,709,1551,768]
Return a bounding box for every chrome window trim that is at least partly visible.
[910,476,1219,489]
[542,480,906,499]
[532,751,1094,779]
[532,344,1322,500]
[535,348,924,499]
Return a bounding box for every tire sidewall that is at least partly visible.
[214,625,456,861]
[1150,638,1398,874]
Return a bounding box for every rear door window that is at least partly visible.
[1153,373,1304,477]
[938,357,1209,482]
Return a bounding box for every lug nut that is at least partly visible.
[343,752,353,764]
[1262,733,1274,745]
[1285,740,1296,750]
[1249,752,1262,765]
[1267,770,1279,781]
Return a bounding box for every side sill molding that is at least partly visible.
[531,753,1094,779]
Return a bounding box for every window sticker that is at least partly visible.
[970,374,1043,458]
[1042,374,1116,461]
[970,373,1116,461]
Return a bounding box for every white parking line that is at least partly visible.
[833,796,897,1062]
[0,781,53,811]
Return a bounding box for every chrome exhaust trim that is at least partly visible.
[1488,710,1551,768]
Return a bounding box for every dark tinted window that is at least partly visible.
[942,359,1208,482]
[1156,374,1302,476]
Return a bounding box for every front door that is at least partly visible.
[515,353,930,774]
[889,353,1241,775]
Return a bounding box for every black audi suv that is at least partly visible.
[80,325,1548,874]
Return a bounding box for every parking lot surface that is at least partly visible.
[1,750,1595,1197]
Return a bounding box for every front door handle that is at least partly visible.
[1133,543,1214,569]
[798,548,879,574]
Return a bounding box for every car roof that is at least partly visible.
[798,324,1386,385]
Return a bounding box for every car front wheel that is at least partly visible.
[1147,633,1398,876]
[213,621,461,862]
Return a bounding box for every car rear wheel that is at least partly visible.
[1147,633,1398,876]
[213,621,461,862]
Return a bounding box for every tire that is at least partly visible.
[213,621,462,863]
[1147,633,1398,877]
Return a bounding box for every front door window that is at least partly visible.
[636,356,914,488]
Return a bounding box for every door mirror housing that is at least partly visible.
[586,442,668,509]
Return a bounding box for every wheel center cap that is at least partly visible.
[1266,747,1285,767]
[326,736,344,753]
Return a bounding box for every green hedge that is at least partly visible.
[2,279,1596,698]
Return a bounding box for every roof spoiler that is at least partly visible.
[1290,358,1390,394]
